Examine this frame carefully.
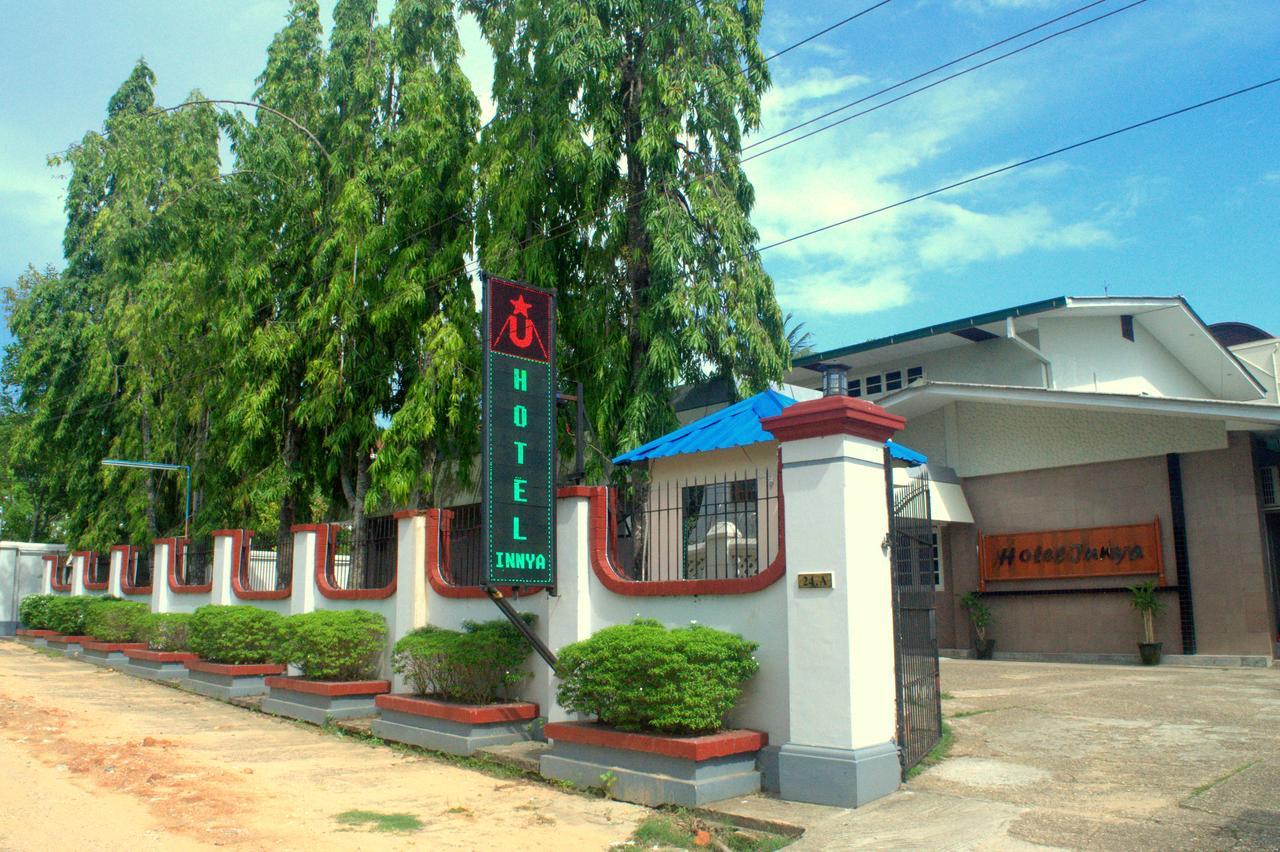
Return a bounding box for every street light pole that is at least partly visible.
[101,459,192,539]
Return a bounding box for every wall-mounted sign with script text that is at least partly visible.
[978,519,1163,590]
[483,274,556,587]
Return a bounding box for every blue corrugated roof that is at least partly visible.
[612,390,927,466]
[887,439,927,465]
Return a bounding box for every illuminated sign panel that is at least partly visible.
[483,274,555,586]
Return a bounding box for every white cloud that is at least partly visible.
[776,268,912,316]
[456,13,495,125]
[747,67,1122,319]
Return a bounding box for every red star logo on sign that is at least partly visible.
[511,294,531,317]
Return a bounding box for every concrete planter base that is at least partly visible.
[540,722,766,807]
[123,649,199,682]
[372,695,539,756]
[46,635,93,656]
[183,661,286,700]
[261,678,391,725]
[15,629,59,648]
[80,641,148,668]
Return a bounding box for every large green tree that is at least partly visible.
[469,0,790,471]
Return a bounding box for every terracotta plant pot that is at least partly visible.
[975,639,995,660]
[1138,641,1162,666]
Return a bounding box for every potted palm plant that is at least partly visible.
[961,591,995,659]
[1129,581,1166,665]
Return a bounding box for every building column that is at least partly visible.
[761,396,906,808]
[290,526,322,616]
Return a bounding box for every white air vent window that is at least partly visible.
[1262,466,1279,509]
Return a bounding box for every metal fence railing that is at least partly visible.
[87,552,110,586]
[242,533,293,592]
[327,514,397,590]
[612,469,780,583]
[440,503,484,587]
[55,554,73,588]
[130,548,153,589]
[178,539,212,587]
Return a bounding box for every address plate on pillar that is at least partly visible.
[797,572,833,589]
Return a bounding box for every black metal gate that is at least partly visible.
[886,462,942,777]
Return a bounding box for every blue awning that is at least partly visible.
[613,389,928,466]
[887,439,927,465]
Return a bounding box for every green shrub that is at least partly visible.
[393,616,534,704]
[44,596,104,635]
[279,609,387,681]
[555,619,759,735]
[18,594,57,629]
[188,605,284,664]
[84,600,150,642]
[145,613,193,651]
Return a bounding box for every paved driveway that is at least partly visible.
[794,658,1280,850]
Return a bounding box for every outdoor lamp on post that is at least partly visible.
[100,458,191,539]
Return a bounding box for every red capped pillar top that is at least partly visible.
[761,395,904,444]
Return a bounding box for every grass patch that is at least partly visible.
[951,708,1000,719]
[1188,761,1257,798]
[941,691,955,700]
[621,812,792,851]
[335,809,423,832]
[906,721,954,780]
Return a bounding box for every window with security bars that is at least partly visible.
[87,553,110,586]
[242,533,293,592]
[440,503,484,587]
[327,514,397,590]
[613,469,780,583]
[177,539,212,587]
[130,548,153,589]
[54,555,73,588]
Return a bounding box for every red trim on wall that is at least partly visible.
[423,509,542,598]
[571,473,788,597]
[48,553,71,592]
[164,537,213,594]
[760,394,904,444]
[375,694,539,724]
[309,522,397,601]
[114,544,152,596]
[79,550,108,590]
[543,721,767,762]
[229,530,292,601]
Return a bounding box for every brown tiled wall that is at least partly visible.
[937,434,1275,657]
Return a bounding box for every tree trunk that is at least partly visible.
[277,422,299,552]
[140,408,159,537]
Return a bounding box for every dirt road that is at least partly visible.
[0,642,644,850]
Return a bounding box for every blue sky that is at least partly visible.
[1,0,1277,356]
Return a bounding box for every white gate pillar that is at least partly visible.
[761,395,904,808]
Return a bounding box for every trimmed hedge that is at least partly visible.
[18,594,57,630]
[145,613,193,651]
[188,605,283,664]
[278,610,387,681]
[393,617,534,705]
[84,600,150,643]
[44,596,107,635]
[555,619,759,735]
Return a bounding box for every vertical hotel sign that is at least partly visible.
[483,274,555,587]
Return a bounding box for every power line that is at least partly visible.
[743,0,1149,162]
[757,77,1280,253]
[743,0,1111,151]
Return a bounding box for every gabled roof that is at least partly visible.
[786,295,1265,401]
[613,389,927,465]
[880,380,1280,432]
